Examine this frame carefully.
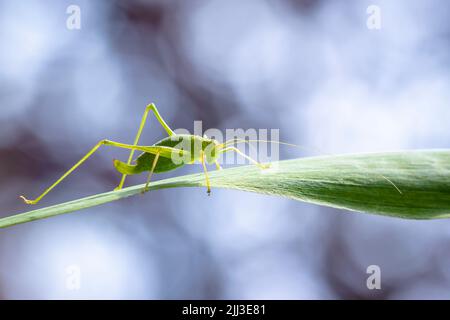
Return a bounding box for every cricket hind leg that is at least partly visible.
[20,140,175,205]
[20,139,107,205]
[116,103,175,191]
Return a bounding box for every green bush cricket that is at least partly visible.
[20,103,270,205]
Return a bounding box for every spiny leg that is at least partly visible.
[20,140,177,205]
[142,152,160,193]
[201,152,211,195]
[220,146,270,170]
[116,103,175,191]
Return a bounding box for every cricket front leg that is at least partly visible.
[219,147,270,170]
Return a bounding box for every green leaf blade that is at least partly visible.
[1,149,450,228]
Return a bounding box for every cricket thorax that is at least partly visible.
[156,134,219,164]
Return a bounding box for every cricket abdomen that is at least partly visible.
[114,152,185,175]
[113,134,219,175]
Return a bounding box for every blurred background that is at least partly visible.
[1,0,450,299]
